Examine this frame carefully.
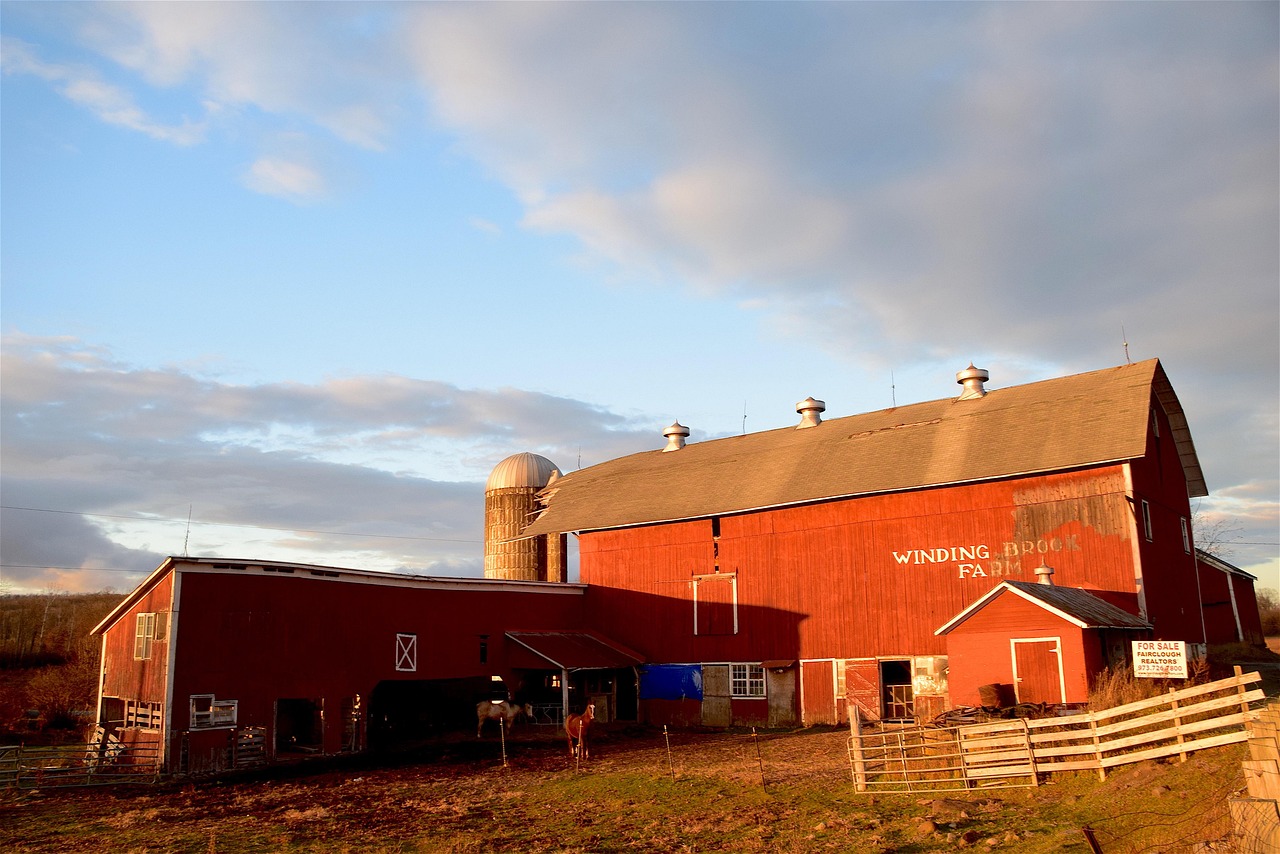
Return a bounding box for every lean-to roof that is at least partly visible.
[524,359,1205,536]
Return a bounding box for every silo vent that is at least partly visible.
[662,421,690,452]
[956,364,990,400]
[796,397,826,429]
[1034,563,1055,586]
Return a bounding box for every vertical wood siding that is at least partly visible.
[160,570,587,762]
[579,465,1186,668]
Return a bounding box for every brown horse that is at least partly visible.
[476,700,531,738]
[565,703,595,758]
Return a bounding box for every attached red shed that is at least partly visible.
[1196,550,1265,646]
[936,577,1152,706]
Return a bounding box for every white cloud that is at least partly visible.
[0,335,660,590]
[242,156,327,203]
[1,36,206,145]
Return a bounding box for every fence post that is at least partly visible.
[1236,665,1253,721]
[849,705,867,792]
[1169,688,1186,763]
[1089,713,1106,782]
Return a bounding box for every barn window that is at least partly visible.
[190,694,237,729]
[1181,517,1191,554]
[395,633,418,672]
[1141,500,1153,542]
[134,613,156,660]
[730,664,765,698]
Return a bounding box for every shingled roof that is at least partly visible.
[934,580,1153,635]
[523,359,1205,536]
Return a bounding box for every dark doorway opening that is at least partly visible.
[276,698,323,754]
[879,659,914,721]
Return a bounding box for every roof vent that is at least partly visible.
[796,397,826,429]
[1034,563,1055,586]
[956,364,990,400]
[662,421,690,452]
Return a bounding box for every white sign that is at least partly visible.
[1132,640,1187,679]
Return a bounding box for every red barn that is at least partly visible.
[91,558,638,774]
[524,360,1219,725]
[90,359,1261,773]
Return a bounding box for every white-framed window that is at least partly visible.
[1181,517,1191,554]
[134,613,155,660]
[1141,500,1153,542]
[125,699,163,730]
[395,633,417,672]
[133,611,168,660]
[730,663,765,698]
[190,694,238,729]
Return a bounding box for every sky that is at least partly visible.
[1,2,1277,596]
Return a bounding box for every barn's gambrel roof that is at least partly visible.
[524,359,1206,536]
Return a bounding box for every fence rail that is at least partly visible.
[0,740,162,789]
[849,669,1262,793]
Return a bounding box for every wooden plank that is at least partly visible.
[1242,760,1280,801]
[1098,711,1252,754]
[1091,690,1264,739]
[1086,673,1260,722]
[1097,730,1250,768]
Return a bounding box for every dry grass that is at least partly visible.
[0,726,1252,854]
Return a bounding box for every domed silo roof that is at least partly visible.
[485,452,561,491]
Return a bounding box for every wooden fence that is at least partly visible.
[0,739,161,789]
[849,668,1263,793]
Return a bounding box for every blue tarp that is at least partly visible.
[639,664,703,701]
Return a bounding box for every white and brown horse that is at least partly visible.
[565,703,595,758]
[476,700,531,737]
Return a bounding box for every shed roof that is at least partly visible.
[935,580,1153,635]
[505,630,646,670]
[93,556,585,636]
[524,359,1205,535]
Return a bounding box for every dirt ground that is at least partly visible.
[0,723,1251,853]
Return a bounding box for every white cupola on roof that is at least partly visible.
[796,397,826,429]
[956,365,990,400]
[662,421,690,452]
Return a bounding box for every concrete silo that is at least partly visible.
[484,452,566,582]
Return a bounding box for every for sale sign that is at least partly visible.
[1132,640,1187,679]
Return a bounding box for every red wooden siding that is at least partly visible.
[100,573,174,711]
[943,592,1094,705]
[1126,395,1205,641]
[579,465,1183,669]
[125,567,590,769]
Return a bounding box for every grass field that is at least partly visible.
[0,724,1249,853]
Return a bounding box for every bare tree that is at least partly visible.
[1191,501,1243,560]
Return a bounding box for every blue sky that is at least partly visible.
[2,2,1276,594]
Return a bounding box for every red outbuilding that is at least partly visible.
[935,575,1152,706]
[91,558,638,774]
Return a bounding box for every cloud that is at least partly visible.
[1,36,206,145]
[242,156,327,203]
[0,335,661,592]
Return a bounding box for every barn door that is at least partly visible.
[846,659,880,723]
[1011,639,1064,704]
[701,665,731,728]
[765,667,796,727]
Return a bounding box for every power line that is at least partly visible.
[0,505,480,544]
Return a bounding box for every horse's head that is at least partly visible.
[585,703,596,721]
